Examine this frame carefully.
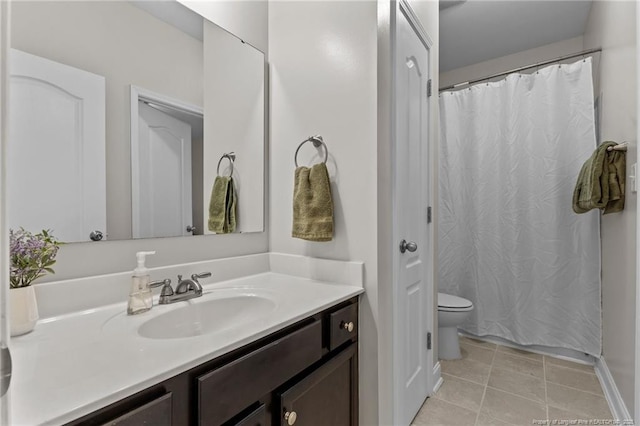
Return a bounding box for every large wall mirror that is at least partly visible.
[7,0,265,243]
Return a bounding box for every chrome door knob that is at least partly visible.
[186,225,196,233]
[284,411,297,425]
[89,230,104,241]
[341,321,355,332]
[399,239,417,253]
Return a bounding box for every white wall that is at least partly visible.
[267,1,378,423]
[440,36,585,89]
[178,0,268,53]
[10,1,269,281]
[584,0,637,416]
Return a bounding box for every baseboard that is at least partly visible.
[595,356,633,422]
[431,361,443,395]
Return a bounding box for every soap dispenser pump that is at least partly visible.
[127,251,156,315]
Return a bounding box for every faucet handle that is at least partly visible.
[150,278,171,288]
[191,272,212,281]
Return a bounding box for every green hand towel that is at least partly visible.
[572,141,625,214]
[208,176,237,233]
[292,163,333,242]
[603,148,625,214]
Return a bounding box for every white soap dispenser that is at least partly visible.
[127,251,156,315]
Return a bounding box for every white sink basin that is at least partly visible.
[138,294,277,339]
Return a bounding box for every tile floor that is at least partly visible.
[412,336,612,426]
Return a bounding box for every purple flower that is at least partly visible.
[9,228,62,288]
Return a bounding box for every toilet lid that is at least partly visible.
[438,293,473,310]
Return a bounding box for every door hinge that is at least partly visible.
[427,206,432,224]
[427,79,432,97]
[427,332,432,350]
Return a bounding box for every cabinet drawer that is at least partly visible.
[328,303,358,350]
[232,404,266,426]
[198,321,322,425]
[100,392,172,426]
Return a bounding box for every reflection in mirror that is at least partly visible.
[130,86,204,239]
[203,20,265,235]
[8,0,265,243]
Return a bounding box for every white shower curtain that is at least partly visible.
[438,58,601,357]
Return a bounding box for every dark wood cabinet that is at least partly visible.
[197,321,323,425]
[278,344,357,426]
[67,298,359,426]
[101,393,173,426]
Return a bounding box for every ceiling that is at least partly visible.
[440,1,593,72]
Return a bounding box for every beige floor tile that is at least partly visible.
[487,366,546,404]
[412,397,477,426]
[496,345,543,362]
[545,364,603,396]
[480,387,547,425]
[544,356,595,374]
[475,412,511,426]
[493,352,544,378]
[435,374,485,412]
[459,335,497,350]
[546,382,612,419]
[548,406,595,421]
[460,342,495,365]
[440,357,492,385]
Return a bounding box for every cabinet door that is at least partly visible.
[278,344,357,426]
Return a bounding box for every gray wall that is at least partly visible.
[584,0,637,415]
[439,36,585,89]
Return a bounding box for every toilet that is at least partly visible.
[437,292,474,360]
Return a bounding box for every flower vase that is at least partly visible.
[10,286,39,336]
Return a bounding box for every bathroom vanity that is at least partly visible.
[9,265,363,426]
[67,297,358,426]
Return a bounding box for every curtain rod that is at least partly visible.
[439,48,602,92]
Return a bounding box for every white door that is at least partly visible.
[8,49,106,242]
[133,101,192,239]
[394,6,431,425]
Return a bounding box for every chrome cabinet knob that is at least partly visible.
[399,239,417,253]
[284,411,297,425]
[186,225,196,233]
[341,321,355,332]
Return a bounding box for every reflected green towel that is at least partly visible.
[292,163,333,241]
[573,141,626,214]
[208,176,237,233]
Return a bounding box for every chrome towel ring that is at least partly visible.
[217,152,236,177]
[294,135,328,167]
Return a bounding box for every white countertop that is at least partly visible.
[9,272,363,425]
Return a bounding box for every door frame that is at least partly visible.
[129,85,203,238]
[0,0,10,422]
[635,4,640,424]
[391,1,436,423]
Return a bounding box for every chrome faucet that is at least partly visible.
[152,272,211,305]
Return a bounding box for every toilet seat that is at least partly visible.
[438,292,473,312]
